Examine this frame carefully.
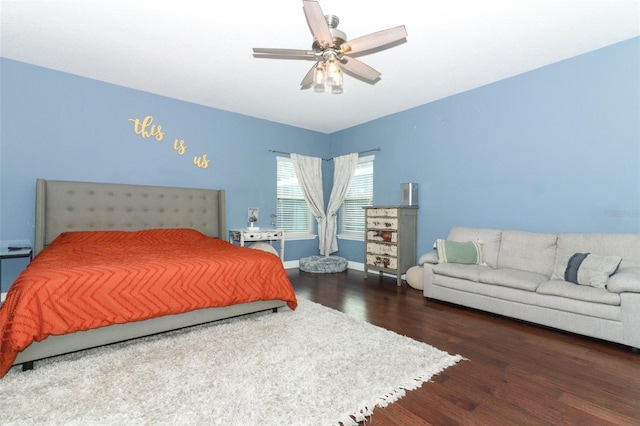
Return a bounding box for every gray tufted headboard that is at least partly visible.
[34,179,226,255]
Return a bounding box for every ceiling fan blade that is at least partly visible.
[253,48,316,59]
[340,56,381,83]
[300,64,317,90]
[341,25,407,56]
[303,0,333,49]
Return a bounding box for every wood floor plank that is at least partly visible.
[288,269,640,425]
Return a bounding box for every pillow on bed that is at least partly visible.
[435,239,484,265]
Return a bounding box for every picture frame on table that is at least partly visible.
[248,208,259,228]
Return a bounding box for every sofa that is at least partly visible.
[419,226,640,350]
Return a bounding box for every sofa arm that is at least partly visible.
[621,292,640,349]
[607,268,640,294]
[422,262,436,298]
[419,251,439,265]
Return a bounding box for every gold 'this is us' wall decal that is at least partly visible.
[128,115,210,169]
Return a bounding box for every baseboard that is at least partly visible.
[284,260,404,279]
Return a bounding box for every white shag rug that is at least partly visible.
[0,298,463,426]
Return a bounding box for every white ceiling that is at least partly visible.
[1,1,639,134]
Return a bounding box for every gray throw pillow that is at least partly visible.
[565,252,622,288]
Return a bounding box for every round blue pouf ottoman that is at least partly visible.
[299,255,348,273]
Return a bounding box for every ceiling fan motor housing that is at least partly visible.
[312,14,346,52]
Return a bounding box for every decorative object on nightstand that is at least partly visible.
[363,206,418,286]
[248,207,259,230]
[0,246,33,294]
[229,228,285,260]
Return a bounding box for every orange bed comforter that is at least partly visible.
[0,228,297,377]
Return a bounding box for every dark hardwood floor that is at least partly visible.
[287,268,640,426]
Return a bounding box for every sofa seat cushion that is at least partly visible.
[536,280,621,306]
[432,263,489,282]
[478,269,547,291]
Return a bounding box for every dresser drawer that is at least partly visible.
[366,230,397,243]
[366,208,398,218]
[366,254,398,270]
[366,217,398,230]
[366,242,398,256]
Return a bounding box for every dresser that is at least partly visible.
[363,206,418,286]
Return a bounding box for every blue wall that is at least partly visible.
[332,37,640,261]
[1,37,639,290]
[0,59,329,290]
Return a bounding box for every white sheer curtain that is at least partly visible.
[323,153,358,255]
[290,153,326,252]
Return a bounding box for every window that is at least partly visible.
[340,155,374,239]
[276,157,314,237]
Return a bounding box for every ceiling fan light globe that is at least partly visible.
[331,68,343,87]
[314,65,326,86]
[326,58,340,80]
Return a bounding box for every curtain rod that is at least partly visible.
[268,147,381,161]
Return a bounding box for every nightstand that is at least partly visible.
[229,229,285,260]
[0,247,33,293]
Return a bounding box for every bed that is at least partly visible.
[0,179,297,377]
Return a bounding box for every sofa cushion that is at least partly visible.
[606,267,640,294]
[436,239,483,264]
[447,227,502,268]
[432,263,489,282]
[497,230,557,276]
[478,269,547,292]
[564,253,621,288]
[536,280,621,306]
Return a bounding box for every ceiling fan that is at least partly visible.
[252,0,407,94]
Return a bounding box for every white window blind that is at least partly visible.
[276,157,314,236]
[340,156,374,237]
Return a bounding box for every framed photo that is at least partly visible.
[248,207,259,224]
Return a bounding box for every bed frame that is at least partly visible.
[13,179,286,370]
